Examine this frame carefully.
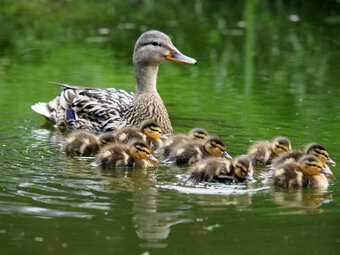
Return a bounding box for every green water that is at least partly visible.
[1,1,340,254]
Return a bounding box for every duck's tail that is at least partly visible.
[31,96,62,123]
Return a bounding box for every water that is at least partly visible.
[1,1,340,254]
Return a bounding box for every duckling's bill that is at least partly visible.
[326,157,336,166]
[223,151,233,159]
[149,154,158,162]
[321,166,334,176]
[165,47,197,64]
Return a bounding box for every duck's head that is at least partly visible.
[306,143,336,166]
[233,155,255,182]
[140,120,167,141]
[204,137,232,159]
[133,30,197,66]
[188,128,209,141]
[97,132,117,147]
[129,140,158,162]
[272,137,292,155]
[299,155,333,176]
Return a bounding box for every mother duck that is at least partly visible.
[31,30,197,133]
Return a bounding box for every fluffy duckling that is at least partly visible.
[64,130,99,156]
[157,128,209,157]
[272,143,336,168]
[187,155,254,184]
[164,136,232,166]
[95,140,158,169]
[114,120,167,150]
[97,132,117,148]
[248,136,292,165]
[272,155,333,188]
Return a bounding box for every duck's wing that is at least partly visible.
[31,82,134,131]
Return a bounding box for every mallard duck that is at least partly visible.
[64,130,100,156]
[31,30,196,133]
[157,128,209,157]
[248,136,291,165]
[113,120,167,150]
[271,155,333,188]
[187,155,254,184]
[164,136,232,166]
[272,143,336,168]
[95,140,158,169]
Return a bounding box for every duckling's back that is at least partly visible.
[95,144,130,168]
[271,150,305,168]
[248,141,271,165]
[167,141,204,165]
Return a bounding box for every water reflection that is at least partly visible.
[272,188,332,214]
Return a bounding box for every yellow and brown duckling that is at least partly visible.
[272,143,336,168]
[187,155,254,184]
[64,130,117,156]
[164,136,232,166]
[95,140,158,169]
[157,128,209,157]
[113,120,167,150]
[64,130,100,156]
[248,136,292,165]
[271,155,333,188]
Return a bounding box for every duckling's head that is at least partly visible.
[272,137,292,155]
[299,155,333,176]
[305,143,336,166]
[133,30,197,67]
[140,120,167,141]
[129,140,158,162]
[233,155,255,182]
[188,128,209,141]
[204,137,232,159]
[97,132,117,147]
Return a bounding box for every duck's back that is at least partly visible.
[272,150,304,168]
[248,141,271,165]
[32,83,134,132]
[168,142,204,165]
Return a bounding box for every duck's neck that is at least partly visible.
[135,64,159,95]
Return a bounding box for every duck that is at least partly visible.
[247,136,292,165]
[113,120,167,150]
[64,130,100,156]
[271,155,333,188]
[164,136,232,166]
[187,155,254,184]
[157,128,209,157]
[31,30,197,133]
[271,143,336,169]
[95,140,158,169]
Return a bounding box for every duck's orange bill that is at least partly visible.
[166,49,197,64]
[321,166,334,179]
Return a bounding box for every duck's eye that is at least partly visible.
[152,41,160,46]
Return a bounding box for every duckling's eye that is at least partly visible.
[152,41,160,46]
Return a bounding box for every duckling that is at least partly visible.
[271,155,333,188]
[64,130,99,156]
[157,128,209,157]
[165,136,232,166]
[248,136,292,165]
[97,132,117,148]
[272,143,336,168]
[187,155,254,184]
[95,140,158,169]
[113,120,167,150]
[31,30,197,133]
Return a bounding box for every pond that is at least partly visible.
[0,1,339,254]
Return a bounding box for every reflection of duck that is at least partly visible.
[187,155,254,183]
[164,137,232,166]
[114,120,167,150]
[64,130,100,156]
[272,155,333,188]
[157,128,209,157]
[248,136,291,165]
[272,143,336,168]
[273,188,332,209]
[96,140,157,168]
[31,30,196,133]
